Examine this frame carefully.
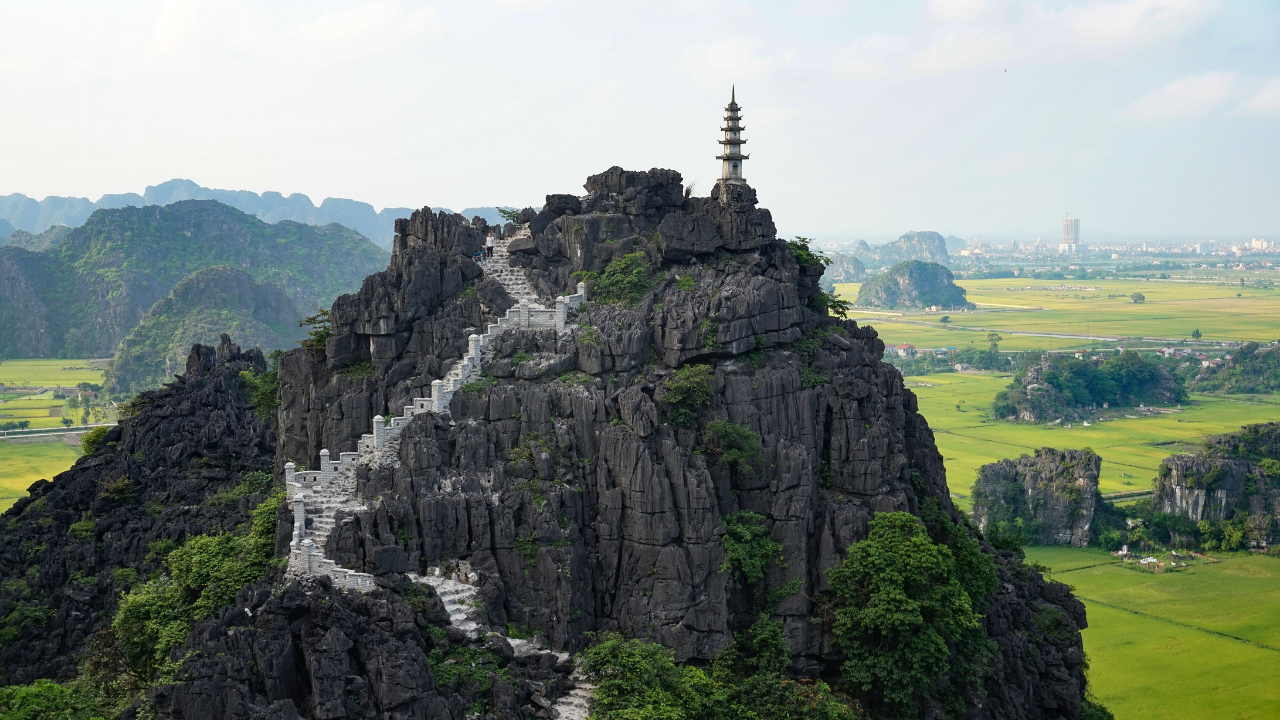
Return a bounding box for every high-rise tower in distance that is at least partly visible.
[717,87,748,184]
[1062,216,1080,245]
[1059,215,1081,254]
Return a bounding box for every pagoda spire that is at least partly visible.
[716,86,748,184]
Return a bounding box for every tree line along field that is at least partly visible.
[1026,546,1280,720]
[908,372,1280,511]
[834,278,1280,346]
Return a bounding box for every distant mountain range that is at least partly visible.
[0,179,515,250]
[0,200,389,394]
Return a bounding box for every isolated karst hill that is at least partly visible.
[104,265,305,395]
[0,167,1096,720]
[851,230,950,269]
[854,259,974,310]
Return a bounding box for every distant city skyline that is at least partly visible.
[1,1,1277,239]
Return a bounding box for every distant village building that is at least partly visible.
[894,344,916,358]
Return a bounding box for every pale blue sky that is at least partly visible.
[1,0,1276,240]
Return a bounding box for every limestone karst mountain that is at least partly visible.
[0,168,1094,719]
[104,265,305,395]
[0,200,386,364]
[0,179,518,250]
[852,230,950,268]
[854,260,973,309]
[972,448,1103,547]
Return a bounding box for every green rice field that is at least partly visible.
[906,372,1280,510]
[835,278,1280,348]
[1026,546,1280,720]
[0,359,106,511]
[0,439,82,513]
[0,358,107,387]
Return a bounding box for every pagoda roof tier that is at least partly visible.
[716,152,750,160]
[718,138,748,145]
[720,125,746,131]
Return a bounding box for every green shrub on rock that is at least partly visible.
[662,365,713,426]
[826,511,992,713]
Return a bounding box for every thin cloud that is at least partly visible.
[677,39,775,85]
[1237,77,1280,115]
[905,26,1010,76]
[832,33,910,81]
[929,0,995,23]
[1126,71,1239,119]
[1063,0,1217,46]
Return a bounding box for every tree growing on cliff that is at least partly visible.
[827,511,993,714]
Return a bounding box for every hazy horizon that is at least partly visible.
[2,0,1277,240]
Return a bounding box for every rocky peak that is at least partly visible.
[972,447,1102,547]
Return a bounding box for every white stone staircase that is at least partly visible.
[283,223,592,715]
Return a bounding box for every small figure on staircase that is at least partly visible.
[485,233,495,259]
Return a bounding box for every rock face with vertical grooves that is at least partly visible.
[258,168,1091,718]
[971,448,1102,547]
[1152,423,1280,545]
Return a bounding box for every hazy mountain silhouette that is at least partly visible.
[0,179,516,249]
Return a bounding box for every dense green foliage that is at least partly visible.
[0,679,105,720]
[239,350,281,421]
[1191,342,1280,394]
[580,630,863,720]
[720,512,784,588]
[993,351,1186,418]
[702,421,764,473]
[662,365,713,426]
[576,252,654,305]
[112,490,284,680]
[80,426,109,455]
[105,266,303,395]
[827,510,996,715]
[854,261,971,310]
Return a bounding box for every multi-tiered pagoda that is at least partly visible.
[716,86,748,184]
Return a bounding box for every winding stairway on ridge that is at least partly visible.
[284,225,593,718]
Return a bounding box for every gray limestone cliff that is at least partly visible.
[971,448,1102,547]
[252,168,1089,719]
[1152,423,1280,546]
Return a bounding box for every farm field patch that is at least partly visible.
[0,439,82,513]
[905,373,1280,509]
[834,279,1280,347]
[1026,547,1280,720]
[0,358,106,387]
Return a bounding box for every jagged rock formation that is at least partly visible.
[0,200,386,360]
[820,253,865,286]
[105,266,305,394]
[0,167,1093,720]
[852,231,950,268]
[972,449,1102,547]
[1152,423,1280,546]
[854,260,973,309]
[264,168,1089,718]
[0,335,277,685]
